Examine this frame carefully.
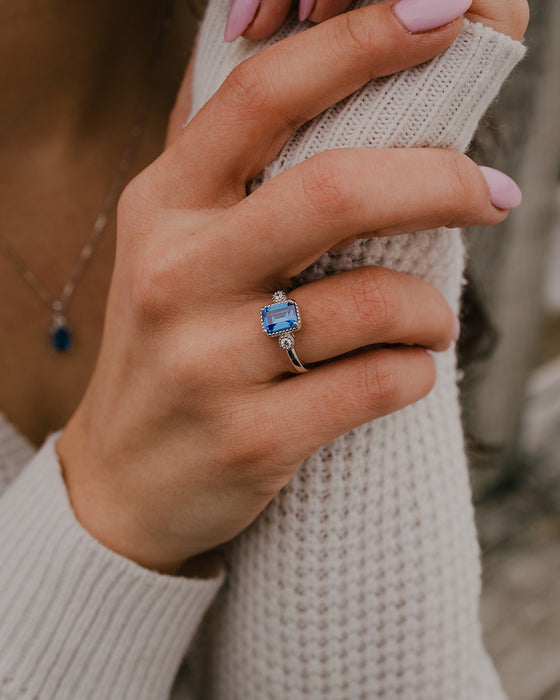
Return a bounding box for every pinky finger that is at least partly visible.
[270,346,436,463]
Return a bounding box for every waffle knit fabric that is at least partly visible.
[0,3,524,699]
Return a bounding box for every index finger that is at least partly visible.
[157,0,470,207]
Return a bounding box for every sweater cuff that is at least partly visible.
[0,431,224,700]
[402,19,527,152]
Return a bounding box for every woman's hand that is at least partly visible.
[225,0,529,42]
[467,0,529,40]
[57,1,519,575]
[169,0,528,142]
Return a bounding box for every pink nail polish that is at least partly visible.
[394,0,472,33]
[453,315,461,342]
[478,166,523,210]
[224,0,260,42]
[299,0,315,21]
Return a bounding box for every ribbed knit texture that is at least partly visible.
[184,4,526,699]
[0,427,224,700]
[0,4,525,699]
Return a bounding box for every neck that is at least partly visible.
[0,0,165,150]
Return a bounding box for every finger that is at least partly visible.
[249,266,455,382]
[263,346,436,466]
[155,1,468,206]
[466,0,529,40]
[305,0,353,23]
[213,148,514,287]
[240,0,294,41]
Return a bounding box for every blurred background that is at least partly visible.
[460,0,560,696]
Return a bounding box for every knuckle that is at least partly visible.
[301,152,354,219]
[224,59,270,119]
[117,173,149,225]
[130,251,177,323]
[360,355,398,414]
[330,11,374,60]
[442,151,474,206]
[117,169,166,236]
[351,268,397,334]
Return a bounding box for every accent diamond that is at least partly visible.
[279,334,295,350]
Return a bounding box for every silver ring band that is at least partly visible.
[284,345,308,374]
[260,291,309,374]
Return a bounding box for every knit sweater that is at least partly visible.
[0,3,525,699]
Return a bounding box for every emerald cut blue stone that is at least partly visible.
[51,325,73,353]
[261,301,299,335]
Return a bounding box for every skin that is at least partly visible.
[239,0,529,42]
[0,0,197,446]
[0,0,528,575]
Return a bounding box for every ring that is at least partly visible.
[260,291,309,374]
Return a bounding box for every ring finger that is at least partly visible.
[244,265,455,382]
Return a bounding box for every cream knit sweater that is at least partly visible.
[0,2,524,699]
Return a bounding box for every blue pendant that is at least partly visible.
[50,312,73,353]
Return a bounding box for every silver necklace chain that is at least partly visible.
[0,4,171,352]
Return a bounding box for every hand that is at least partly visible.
[224,0,529,43]
[169,0,528,141]
[467,0,529,40]
[58,2,517,575]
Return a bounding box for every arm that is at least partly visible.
[0,433,223,700]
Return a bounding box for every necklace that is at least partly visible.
[0,4,171,354]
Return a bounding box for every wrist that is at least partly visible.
[56,420,189,576]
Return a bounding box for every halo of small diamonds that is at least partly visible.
[271,291,287,304]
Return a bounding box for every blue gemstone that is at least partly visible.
[262,301,299,335]
[51,325,73,353]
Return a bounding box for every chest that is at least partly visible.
[0,228,115,448]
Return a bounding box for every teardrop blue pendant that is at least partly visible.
[50,312,73,353]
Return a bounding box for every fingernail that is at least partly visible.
[224,0,260,42]
[453,315,461,342]
[299,0,316,21]
[478,166,523,210]
[394,0,472,33]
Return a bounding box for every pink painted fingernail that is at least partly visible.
[394,0,472,33]
[299,0,316,21]
[453,315,461,342]
[478,166,523,210]
[225,0,260,42]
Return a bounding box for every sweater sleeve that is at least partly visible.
[183,4,526,700]
[0,431,224,700]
